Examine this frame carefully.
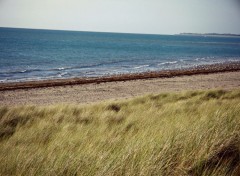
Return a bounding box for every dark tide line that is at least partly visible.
[0,62,240,91]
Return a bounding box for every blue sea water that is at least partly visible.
[0,27,240,82]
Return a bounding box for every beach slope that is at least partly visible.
[1,70,240,106]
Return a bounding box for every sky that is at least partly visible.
[0,0,240,34]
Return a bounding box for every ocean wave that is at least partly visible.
[0,69,42,75]
[58,72,70,77]
[133,65,149,69]
[158,61,178,66]
[195,57,206,61]
[49,61,132,72]
[56,67,65,70]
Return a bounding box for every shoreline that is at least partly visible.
[0,62,240,91]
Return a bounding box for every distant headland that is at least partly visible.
[179,33,240,37]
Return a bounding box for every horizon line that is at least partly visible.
[0,26,174,36]
[1,26,240,36]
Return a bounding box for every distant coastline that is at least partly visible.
[179,33,240,37]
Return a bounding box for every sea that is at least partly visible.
[0,27,240,83]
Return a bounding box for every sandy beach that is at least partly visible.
[0,66,240,106]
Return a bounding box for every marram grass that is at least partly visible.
[1,89,240,176]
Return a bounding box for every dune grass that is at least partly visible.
[0,89,240,175]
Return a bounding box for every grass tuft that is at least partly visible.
[107,104,121,112]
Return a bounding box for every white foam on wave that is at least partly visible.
[0,69,28,74]
[227,58,240,62]
[0,79,8,83]
[195,57,206,61]
[133,65,149,69]
[158,61,178,66]
[60,72,69,77]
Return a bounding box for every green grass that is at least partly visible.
[1,89,240,176]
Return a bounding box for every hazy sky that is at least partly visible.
[0,0,240,34]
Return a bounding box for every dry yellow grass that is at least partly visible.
[0,89,240,175]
